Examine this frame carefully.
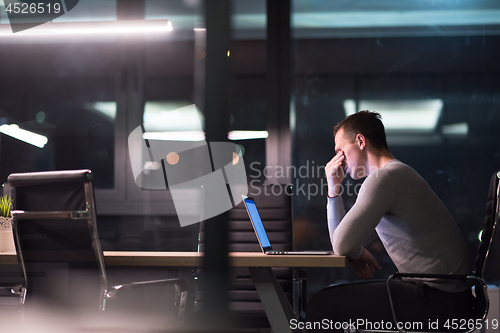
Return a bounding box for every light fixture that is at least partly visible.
[0,19,172,36]
[84,102,116,121]
[143,131,205,141]
[228,130,269,140]
[85,101,194,123]
[142,130,270,141]
[141,104,205,142]
[293,10,500,29]
[0,124,48,148]
[343,99,443,133]
[441,122,468,137]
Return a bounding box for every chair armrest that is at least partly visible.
[385,273,489,328]
[11,210,90,220]
[389,273,469,281]
[0,284,24,294]
[106,278,189,298]
[389,273,488,304]
[106,278,190,322]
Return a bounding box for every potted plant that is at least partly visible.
[0,195,15,252]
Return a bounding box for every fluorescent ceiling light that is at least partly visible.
[146,10,500,31]
[441,122,468,136]
[84,102,116,121]
[0,124,48,148]
[343,100,357,117]
[344,99,443,133]
[293,10,500,29]
[228,130,269,140]
[143,129,270,141]
[0,19,172,36]
[143,131,205,141]
[84,101,194,124]
[385,134,442,146]
[143,103,203,132]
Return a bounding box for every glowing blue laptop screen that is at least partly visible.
[244,198,271,249]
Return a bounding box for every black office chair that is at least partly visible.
[196,184,305,330]
[350,170,499,333]
[7,169,188,320]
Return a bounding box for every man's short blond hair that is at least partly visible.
[333,111,389,151]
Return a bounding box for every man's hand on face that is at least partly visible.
[325,150,345,197]
[351,248,382,279]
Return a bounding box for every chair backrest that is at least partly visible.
[197,184,294,328]
[475,171,500,279]
[7,169,108,311]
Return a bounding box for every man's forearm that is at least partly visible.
[328,196,365,258]
[327,196,346,246]
[327,179,341,197]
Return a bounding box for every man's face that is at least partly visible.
[334,128,367,180]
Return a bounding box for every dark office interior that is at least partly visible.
[0,0,499,332]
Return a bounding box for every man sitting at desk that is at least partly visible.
[306,111,474,332]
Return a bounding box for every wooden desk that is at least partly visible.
[0,251,346,333]
[0,251,346,267]
[107,252,346,333]
[103,251,346,267]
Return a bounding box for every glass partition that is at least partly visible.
[292,0,500,290]
[0,42,116,189]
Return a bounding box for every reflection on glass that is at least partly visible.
[441,122,468,138]
[143,101,201,131]
[142,102,205,141]
[84,102,116,120]
[344,99,443,133]
[228,130,268,140]
[0,124,48,148]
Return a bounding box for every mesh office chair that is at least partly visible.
[350,170,499,333]
[196,184,305,330]
[7,169,188,319]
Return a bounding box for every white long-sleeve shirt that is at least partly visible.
[327,160,471,292]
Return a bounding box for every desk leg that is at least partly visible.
[176,269,197,322]
[249,267,304,333]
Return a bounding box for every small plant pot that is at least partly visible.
[0,216,15,252]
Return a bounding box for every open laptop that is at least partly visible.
[242,196,333,255]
